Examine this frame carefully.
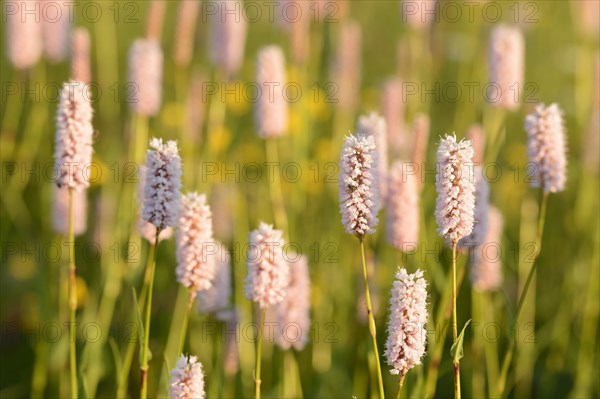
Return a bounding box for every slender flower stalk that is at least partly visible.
[53,186,87,236]
[497,191,548,397]
[115,241,158,399]
[357,252,380,324]
[451,243,460,399]
[360,242,385,398]
[140,233,159,399]
[255,309,266,399]
[177,293,196,357]
[422,258,467,398]
[245,222,289,398]
[384,269,428,393]
[488,25,524,110]
[67,188,77,398]
[169,354,205,399]
[140,138,182,399]
[386,161,419,252]
[275,254,311,350]
[54,81,94,399]
[339,133,385,397]
[435,134,476,399]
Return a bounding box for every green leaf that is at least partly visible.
[450,319,472,363]
[132,288,152,363]
[108,337,123,378]
[132,288,145,345]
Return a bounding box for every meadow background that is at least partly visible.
[0,0,599,398]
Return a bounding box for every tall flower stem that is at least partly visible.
[423,257,466,398]
[116,243,155,399]
[177,292,196,355]
[497,191,548,397]
[396,374,405,399]
[471,289,485,398]
[360,240,385,398]
[484,294,500,398]
[68,188,78,399]
[266,138,288,232]
[451,241,461,399]
[254,309,266,399]
[140,233,160,399]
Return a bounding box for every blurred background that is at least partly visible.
[0,0,598,398]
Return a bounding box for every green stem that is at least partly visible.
[140,233,160,399]
[116,242,155,398]
[255,309,266,399]
[451,241,461,399]
[360,240,385,399]
[471,289,485,399]
[68,188,78,399]
[484,294,500,398]
[284,350,303,398]
[497,191,548,397]
[423,258,466,398]
[177,292,195,356]
[396,374,405,399]
[266,138,288,232]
